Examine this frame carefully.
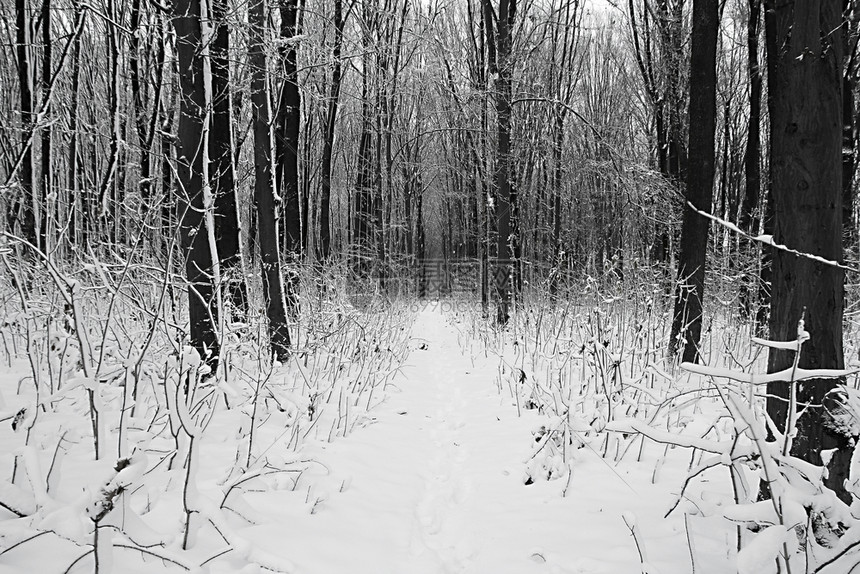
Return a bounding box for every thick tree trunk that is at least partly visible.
[173,0,219,368]
[668,0,718,363]
[250,0,291,360]
[764,0,849,503]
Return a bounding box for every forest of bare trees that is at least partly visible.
[3,0,860,571]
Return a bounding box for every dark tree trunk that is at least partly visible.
[550,112,565,295]
[354,121,374,278]
[739,0,762,319]
[130,0,152,211]
[301,109,311,258]
[68,0,84,248]
[160,20,176,246]
[764,0,850,503]
[353,17,374,281]
[843,5,857,245]
[173,0,219,368]
[318,0,345,261]
[374,113,386,291]
[98,0,121,245]
[39,0,51,251]
[416,189,426,297]
[668,0,718,363]
[484,0,516,325]
[843,72,855,244]
[13,0,36,246]
[210,0,247,315]
[250,0,291,360]
[275,0,301,314]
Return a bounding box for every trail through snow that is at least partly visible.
[240,309,703,574]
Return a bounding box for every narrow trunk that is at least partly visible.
[39,0,52,251]
[353,24,374,281]
[739,0,762,319]
[318,0,345,260]
[275,0,302,314]
[550,112,564,295]
[843,45,856,244]
[211,0,247,315]
[130,0,152,209]
[13,0,36,246]
[67,0,83,248]
[484,0,516,325]
[98,0,121,244]
[250,0,291,360]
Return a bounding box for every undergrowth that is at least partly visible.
[0,249,412,573]
[452,264,860,573]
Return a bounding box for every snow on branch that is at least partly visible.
[681,362,857,384]
[604,418,728,454]
[684,201,858,272]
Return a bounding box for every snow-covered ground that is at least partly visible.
[236,309,703,573]
[0,305,779,573]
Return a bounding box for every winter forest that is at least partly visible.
[2,0,860,571]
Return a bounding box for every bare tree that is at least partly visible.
[738,0,762,320]
[12,0,36,247]
[250,0,291,360]
[173,0,219,367]
[98,0,122,245]
[275,0,302,314]
[668,0,718,362]
[318,0,347,261]
[210,0,248,315]
[483,0,517,325]
[39,0,52,251]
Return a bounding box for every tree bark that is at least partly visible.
[738,0,762,319]
[250,0,291,360]
[173,0,220,367]
[67,0,84,248]
[353,6,374,281]
[210,0,248,315]
[39,0,52,252]
[668,0,718,363]
[130,0,153,211]
[98,0,121,245]
[13,0,36,247]
[275,0,301,314]
[318,0,345,261]
[484,0,517,325]
[843,2,857,245]
[764,0,849,503]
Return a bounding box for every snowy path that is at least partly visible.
[241,309,699,574]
